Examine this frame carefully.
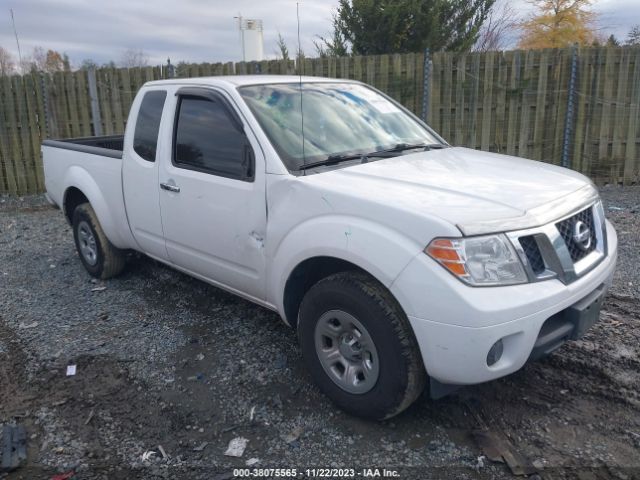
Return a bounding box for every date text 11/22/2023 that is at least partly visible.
[232,468,400,477]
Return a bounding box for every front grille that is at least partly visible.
[556,207,597,263]
[519,235,545,275]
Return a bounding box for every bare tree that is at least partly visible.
[120,48,149,68]
[313,39,328,58]
[474,0,519,52]
[27,46,47,71]
[628,25,640,46]
[22,46,66,73]
[0,47,16,76]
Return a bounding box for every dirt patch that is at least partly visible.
[0,320,172,478]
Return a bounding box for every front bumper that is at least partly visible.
[391,220,617,386]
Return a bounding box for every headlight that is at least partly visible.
[425,234,527,286]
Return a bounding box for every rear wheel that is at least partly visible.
[72,203,125,279]
[298,272,426,419]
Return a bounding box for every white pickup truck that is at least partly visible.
[43,75,617,419]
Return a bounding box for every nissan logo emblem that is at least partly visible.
[572,220,592,251]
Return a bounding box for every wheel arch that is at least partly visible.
[270,215,423,327]
[60,166,131,249]
[283,256,369,328]
[63,186,89,224]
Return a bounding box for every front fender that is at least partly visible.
[62,166,129,249]
[267,214,423,316]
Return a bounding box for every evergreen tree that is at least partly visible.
[276,32,290,61]
[331,0,496,55]
[605,34,620,47]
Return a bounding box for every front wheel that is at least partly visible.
[298,272,426,419]
[72,203,126,279]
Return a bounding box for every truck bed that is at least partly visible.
[42,134,134,250]
[42,135,124,159]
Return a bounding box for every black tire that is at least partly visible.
[72,203,126,279]
[298,271,426,420]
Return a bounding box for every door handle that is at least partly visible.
[160,182,180,193]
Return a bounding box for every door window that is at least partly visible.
[173,96,253,181]
[133,90,167,162]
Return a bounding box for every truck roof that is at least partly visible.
[145,75,358,88]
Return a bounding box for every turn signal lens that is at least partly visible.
[425,239,470,279]
[425,235,528,287]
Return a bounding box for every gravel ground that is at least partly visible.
[0,188,639,480]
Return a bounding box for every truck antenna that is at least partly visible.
[296,2,307,173]
[10,9,24,73]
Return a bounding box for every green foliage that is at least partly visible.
[605,35,620,47]
[316,14,350,57]
[80,59,98,70]
[332,0,496,55]
[276,32,290,61]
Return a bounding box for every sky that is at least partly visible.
[0,0,638,69]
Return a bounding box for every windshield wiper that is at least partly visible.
[297,143,449,171]
[297,152,372,171]
[377,142,448,154]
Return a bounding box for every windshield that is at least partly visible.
[238,82,442,171]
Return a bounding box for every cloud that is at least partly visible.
[0,0,638,69]
[595,0,640,40]
[0,0,336,66]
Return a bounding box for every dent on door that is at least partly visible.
[158,87,268,299]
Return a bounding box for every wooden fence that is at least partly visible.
[0,47,638,195]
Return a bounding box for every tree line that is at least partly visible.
[2,0,640,76]
[278,0,640,59]
[0,47,151,76]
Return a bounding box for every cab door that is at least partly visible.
[122,89,170,261]
[158,87,267,301]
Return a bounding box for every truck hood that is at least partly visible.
[304,147,598,235]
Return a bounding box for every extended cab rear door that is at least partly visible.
[158,86,267,301]
[122,88,170,261]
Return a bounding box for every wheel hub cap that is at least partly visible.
[339,334,362,361]
[314,310,379,394]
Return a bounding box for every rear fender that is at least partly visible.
[62,166,128,248]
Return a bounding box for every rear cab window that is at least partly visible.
[133,90,167,162]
